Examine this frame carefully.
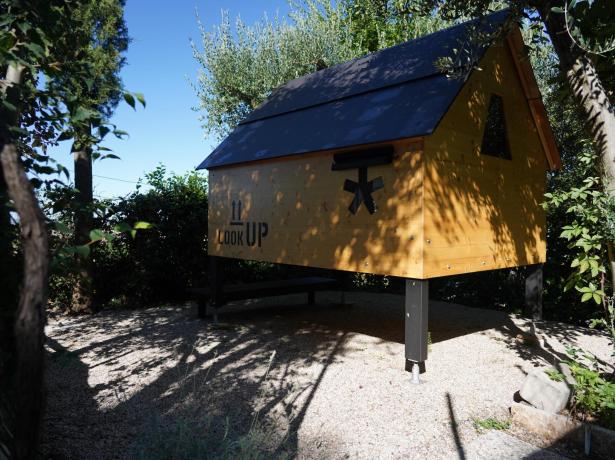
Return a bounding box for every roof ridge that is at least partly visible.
[240,8,510,126]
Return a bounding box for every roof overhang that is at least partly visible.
[505,28,561,170]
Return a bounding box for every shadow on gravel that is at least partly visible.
[42,300,348,459]
[41,292,610,458]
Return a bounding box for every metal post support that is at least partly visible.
[524,264,543,321]
[208,256,224,323]
[197,297,208,319]
[405,278,429,384]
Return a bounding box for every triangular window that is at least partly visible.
[481,94,511,160]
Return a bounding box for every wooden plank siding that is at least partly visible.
[208,36,549,279]
[421,39,547,278]
[208,139,425,278]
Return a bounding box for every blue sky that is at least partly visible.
[50,0,290,198]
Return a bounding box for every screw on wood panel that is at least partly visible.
[447,264,451,269]
[481,261,486,265]
[426,239,431,244]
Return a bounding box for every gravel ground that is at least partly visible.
[41,291,613,459]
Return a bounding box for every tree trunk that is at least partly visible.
[540,6,615,290]
[0,63,48,460]
[70,127,94,314]
[0,147,19,459]
[0,160,17,353]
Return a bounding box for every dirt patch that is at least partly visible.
[41,291,613,459]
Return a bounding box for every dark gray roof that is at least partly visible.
[198,9,510,170]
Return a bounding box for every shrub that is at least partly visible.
[99,166,210,306]
[46,165,209,310]
[566,347,615,430]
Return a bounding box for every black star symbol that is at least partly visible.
[343,166,384,215]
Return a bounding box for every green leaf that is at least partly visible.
[84,78,94,92]
[124,92,136,109]
[581,292,593,302]
[98,126,111,139]
[65,244,90,257]
[0,33,16,52]
[2,99,17,112]
[114,222,132,233]
[72,106,96,123]
[100,153,121,160]
[113,129,129,139]
[89,229,105,242]
[54,222,71,235]
[24,42,44,57]
[134,92,146,108]
[57,130,74,141]
[133,221,152,230]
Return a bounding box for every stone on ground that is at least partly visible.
[519,366,573,414]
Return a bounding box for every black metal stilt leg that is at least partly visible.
[208,256,224,322]
[405,278,429,384]
[524,264,543,321]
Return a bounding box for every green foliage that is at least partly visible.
[192,1,446,138]
[342,0,448,53]
[589,297,615,359]
[1,1,137,455]
[545,368,566,382]
[192,0,356,138]
[101,166,208,306]
[46,166,208,309]
[544,160,612,301]
[566,347,615,429]
[551,0,615,56]
[543,148,615,355]
[48,0,129,119]
[472,417,510,432]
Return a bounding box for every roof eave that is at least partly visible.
[506,27,562,171]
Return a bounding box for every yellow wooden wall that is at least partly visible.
[208,139,425,278]
[208,39,549,279]
[421,41,548,278]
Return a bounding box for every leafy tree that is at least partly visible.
[47,0,132,314]
[0,0,135,456]
[192,0,357,138]
[342,0,448,53]
[45,166,209,308]
[192,0,447,138]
